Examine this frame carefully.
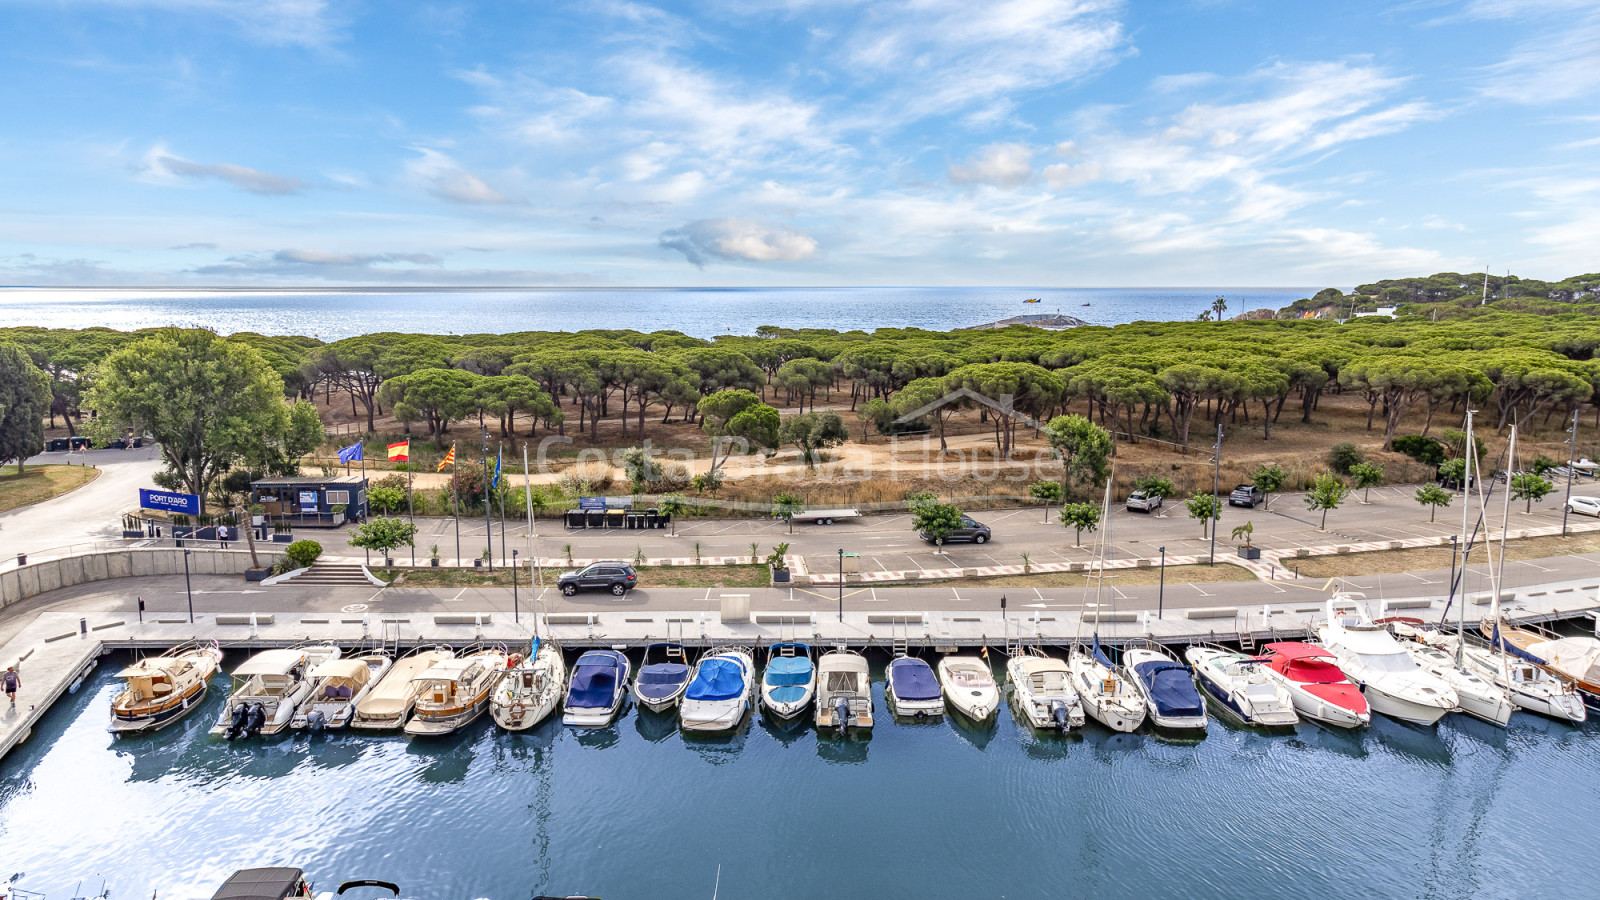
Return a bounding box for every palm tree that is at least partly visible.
[1194,310,1212,322]
[1211,295,1228,321]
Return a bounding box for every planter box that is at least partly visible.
[251,515,265,526]
[121,530,144,539]
[271,534,294,543]
[772,568,792,583]
[430,559,441,567]
[1237,547,1262,560]
[244,568,272,582]
[473,559,483,568]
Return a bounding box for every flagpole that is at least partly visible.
[497,442,508,577]
[405,441,414,567]
[524,444,541,615]
[451,446,461,565]
[482,425,494,573]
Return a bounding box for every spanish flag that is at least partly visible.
[980,646,989,661]
[437,444,456,471]
[387,440,410,462]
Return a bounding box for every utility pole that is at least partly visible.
[837,548,844,622]
[481,425,494,572]
[512,548,519,625]
[183,549,194,624]
[1209,423,1223,566]
[1563,407,1579,537]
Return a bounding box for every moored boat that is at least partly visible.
[403,647,508,737]
[292,653,391,730]
[1394,634,1513,726]
[1006,648,1083,731]
[108,641,223,734]
[350,646,454,731]
[760,642,816,720]
[211,645,338,740]
[938,655,999,722]
[1423,631,1585,723]
[563,649,631,727]
[1068,639,1146,733]
[680,646,754,731]
[1317,597,1455,726]
[633,642,691,713]
[1122,643,1207,732]
[492,639,566,732]
[1184,646,1297,727]
[886,656,944,718]
[1259,641,1369,728]
[815,649,872,730]
[1486,622,1600,709]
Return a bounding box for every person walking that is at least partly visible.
[3,665,18,706]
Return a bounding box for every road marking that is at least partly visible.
[341,603,368,612]
[442,588,468,603]
[1187,584,1213,597]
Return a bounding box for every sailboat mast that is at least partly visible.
[1457,410,1473,664]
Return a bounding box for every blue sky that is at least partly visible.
[0,0,1596,287]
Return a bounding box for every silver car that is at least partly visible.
[1567,496,1600,518]
[1126,490,1163,512]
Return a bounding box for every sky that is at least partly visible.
[0,0,1596,288]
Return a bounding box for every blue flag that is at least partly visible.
[338,442,363,464]
[492,447,502,489]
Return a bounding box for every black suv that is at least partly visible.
[557,562,639,596]
[1228,484,1263,508]
[920,515,991,544]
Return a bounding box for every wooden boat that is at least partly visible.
[108,641,223,734]
[492,639,566,732]
[404,647,508,737]
[350,646,454,731]
[291,653,392,730]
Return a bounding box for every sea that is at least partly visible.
[0,287,1315,338]
[1,655,1596,900]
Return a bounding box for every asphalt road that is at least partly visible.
[0,446,164,561]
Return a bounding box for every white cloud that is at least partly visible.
[948,143,1035,189]
[1481,15,1600,103]
[405,148,515,205]
[141,145,306,195]
[37,0,345,47]
[659,218,820,267]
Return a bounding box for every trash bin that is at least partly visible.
[605,509,626,529]
[585,509,605,528]
[656,511,671,529]
[625,513,643,529]
[644,509,659,528]
[564,509,585,529]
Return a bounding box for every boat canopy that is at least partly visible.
[568,651,625,708]
[232,650,306,677]
[638,662,690,685]
[820,652,868,674]
[1530,637,1600,682]
[311,658,373,687]
[765,656,814,687]
[686,657,746,701]
[888,658,940,701]
[210,868,306,900]
[1133,660,1204,718]
[412,657,483,682]
[1265,642,1336,661]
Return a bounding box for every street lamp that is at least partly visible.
[1157,546,1166,619]
[1562,408,1579,537]
[512,549,519,625]
[1209,424,1223,566]
[182,548,194,625]
[837,548,844,622]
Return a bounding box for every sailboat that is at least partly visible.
[491,638,567,732]
[1068,476,1147,733]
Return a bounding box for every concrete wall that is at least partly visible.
[0,548,283,610]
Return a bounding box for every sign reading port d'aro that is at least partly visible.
[139,488,201,516]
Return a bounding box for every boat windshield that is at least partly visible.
[1355,651,1416,674]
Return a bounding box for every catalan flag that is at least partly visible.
[387,440,410,462]
[980,645,989,661]
[437,444,456,471]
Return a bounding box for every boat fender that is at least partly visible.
[834,696,850,729]
[507,654,522,669]
[308,709,327,731]
[1050,700,1069,730]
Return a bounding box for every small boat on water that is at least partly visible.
[404,647,508,737]
[292,653,392,730]
[1122,643,1207,732]
[1259,642,1369,728]
[492,639,567,731]
[680,646,754,731]
[760,642,816,719]
[350,646,454,731]
[938,655,999,722]
[1422,631,1585,723]
[1068,640,1146,733]
[211,645,339,740]
[1485,621,1600,709]
[885,656,944,718]
[815,649,873,730]
[563,649,631,727]
[1318,597,1455,726]
[633,642,692,712]
[1184,646,1298,727]
[108,641,223,734]
[1389,629,1513,726]
[1023,298,1041,304]
[1006,649,1083,731]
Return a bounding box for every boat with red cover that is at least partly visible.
[1260,642,1370,729]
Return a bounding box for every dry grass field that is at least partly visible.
[0,464,100,513]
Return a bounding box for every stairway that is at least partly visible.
[283,563,380,586]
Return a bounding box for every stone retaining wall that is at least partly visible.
[0,548,282,609]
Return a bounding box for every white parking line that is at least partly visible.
[1187,584,1213,597]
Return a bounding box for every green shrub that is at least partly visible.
[1390,435,1446,467]
[285,540,323,569]
[1327,442,1364,475]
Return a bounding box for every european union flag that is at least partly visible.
[492,447,502,489]
[338,442,363,464]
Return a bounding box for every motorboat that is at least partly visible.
[108,641,223,734]
[1121,643,1207,732]
[291,652,391,731]
[760,642,816,720]
[403,647,508,737]
[1317,597,1456,726]
[1184,646,1298,727]
[1259,642,1369,728]
[1486,622,1600,709]
[680,646,754,731]
[1393,633,1513,726]
[633,642,691,712]
[211,645,338,740]
[1422,631,1585,723]
[563,649,631,727]
[938,655,999,722]
[492,639,566,731]
[350,646,454,731]
[1067,640,1146,733]
[209,867,434,900]
[815,649,872,730]
[885,656,944,718]
[1005,648,1083,731]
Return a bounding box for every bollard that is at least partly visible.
[80,617,88,635]
[362,613,371,639]
[250,612,259,640]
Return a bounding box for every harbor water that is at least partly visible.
[0,286,1313,339]
[2,653,1597,899]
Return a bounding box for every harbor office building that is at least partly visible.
[250,475,368,527]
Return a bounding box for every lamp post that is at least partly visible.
[1562,408,1579,537]
[512,548,520,625]
[1158,546,1166,619]
[837,548,844,622]
[481,426,494,573]
[1209,424,1223,566]
[182,548,194,625]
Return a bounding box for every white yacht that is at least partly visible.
[350,647,454,731]
[1316,597,1456,726]
[1068,641,1146,733]
[211,645,339,739]
[492,639,566,732]
[108,641,223,734]
[1422,632,1585,723]
[1184,646,1298,727]
[938,655,999,722]
[815,649,873,730]
[1121,643,1207,732]
[1006,649,1083,731]
[404,647,508,737]
[563,649,631,727]
[760,642,816,720]
[886,656,944,718]
[1395,633,1513,726]
[291,653,391,730]
[680,646,754,732]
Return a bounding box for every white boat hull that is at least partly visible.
[1068,657,1145,733]
[1267,676,1369,729]
[680,697,749,731]
[563,705,623,727]
[1364,686,1451,726]
[210,682,311,737]
[887,693,945,718]
[760,686,813,720]
[405,695,490,736]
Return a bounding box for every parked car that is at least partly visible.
[1566,496,1600,518]
[920,516,991,544]
[1228,484,1263,508]
[1125,490,1163,512]
[557,561,639,596]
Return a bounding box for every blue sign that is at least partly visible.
[139,488,201,516]
[299,490,320,513]
[578,496,607,511]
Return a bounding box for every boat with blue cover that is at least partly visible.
[760,643,816,719]
[680,646,754,731]
[633,642,692,713]
[885,656,944,718]
[1122,643,1208,732]
[563,649,631,727]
